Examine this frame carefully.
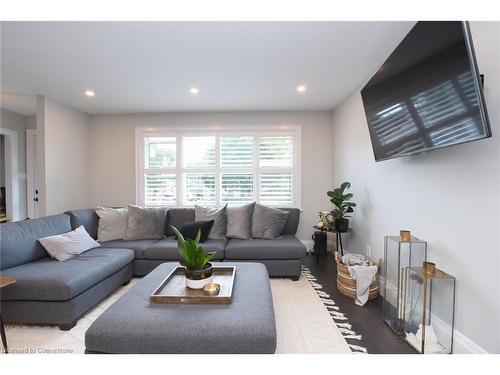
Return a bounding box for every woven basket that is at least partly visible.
[335,251,380,300]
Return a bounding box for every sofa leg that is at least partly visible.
[122,280,130,286]
[291,276,300,281]
[58,321,77,331]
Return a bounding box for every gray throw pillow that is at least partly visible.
[124,204,167,240]
[194,204,227,239]
[251,204,290,239]
[226,202,255,239]
[95,206,128,242]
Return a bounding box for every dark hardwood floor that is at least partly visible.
[302,253,417,354]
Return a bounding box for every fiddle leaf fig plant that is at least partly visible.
[170,225,215,271]
[327,182,356,219]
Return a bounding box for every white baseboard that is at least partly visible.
[431,314,488,354]
[449,329,489,354]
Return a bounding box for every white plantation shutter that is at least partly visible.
[144,137,176,168]
[260,173,293,206]
[145,174,176,206]
[221,173,254,204]
[138,128,299,207]
[258,135,294,206]
[220,136,254,205]
[144,137,177,206]
[182,136,217,206]
[220,136,253,167]
[260,136,293,167]
[183,173,216,206]
[183,136,215,168]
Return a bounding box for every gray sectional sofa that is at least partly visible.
[0,206,306,330]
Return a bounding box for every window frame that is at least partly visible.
[135,125,301,208]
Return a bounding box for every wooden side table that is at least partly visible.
[313,226,352,256]
[0,276,16,354]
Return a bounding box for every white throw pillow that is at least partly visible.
[95,206,128,242]
[39,225,101,261]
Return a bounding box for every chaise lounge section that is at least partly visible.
[0,214,134,330]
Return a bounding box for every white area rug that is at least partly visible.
[272,274,351,353]
[3,268,362,354]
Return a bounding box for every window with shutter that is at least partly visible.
[137,127,300,208]
[143,137,177,206]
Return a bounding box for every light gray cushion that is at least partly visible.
[251,204,290,239]
[165,208,195,236]
[39,225,101,261]
[99,239,161,259]
[194,205,227,240]
[143,238,226,260]
[226,202,255,239]
[0,214,71,270]
[224,235,307,260]
[1,248,134,301]
[124,205,167,240]
[95,206,128,241]
[85,262,276,354]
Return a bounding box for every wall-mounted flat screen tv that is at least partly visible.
[361,21,491,162]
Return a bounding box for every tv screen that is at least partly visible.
[361,21,491,162]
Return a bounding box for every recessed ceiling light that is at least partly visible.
[296,85,307,93]
[85,90,95,97]
[190,87,199,95]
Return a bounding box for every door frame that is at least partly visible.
[0,126,20,221]
[26,128,38,219]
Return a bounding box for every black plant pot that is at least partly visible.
[334,218,349,232]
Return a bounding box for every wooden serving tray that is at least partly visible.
[150,266,236,305]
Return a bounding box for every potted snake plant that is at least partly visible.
[327,182,356,232]
[170,226,215,289]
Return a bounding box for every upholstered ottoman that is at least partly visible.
[85,262,276,354]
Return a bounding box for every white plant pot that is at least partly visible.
[186,275,213,289]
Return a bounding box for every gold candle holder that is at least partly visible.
[203,283,221,296]
[423,262,436,275]
[400,230,411,242]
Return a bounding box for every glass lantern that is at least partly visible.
[382,234,427,333]
[402,264,456,354]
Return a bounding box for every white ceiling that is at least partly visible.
[0,21,414,115]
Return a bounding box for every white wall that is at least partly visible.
[330,22,500,353]
[88,111,334,240]
[36,96,90,215]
